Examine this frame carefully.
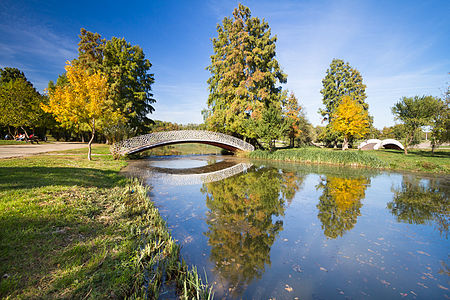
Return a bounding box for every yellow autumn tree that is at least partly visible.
[316,176,370,238]
[330,95,370,150]
[42,62,122,160]
[283,92,303,147]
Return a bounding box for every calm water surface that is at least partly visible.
[122,155,449,299]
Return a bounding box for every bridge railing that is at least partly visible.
[111,130,255,156]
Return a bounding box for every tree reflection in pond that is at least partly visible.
[388,175,449,238]
[316,176,370,239]
[201,166,304,296]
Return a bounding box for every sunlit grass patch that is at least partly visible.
[49,143,112,155]
[0,154,212,298]
[0,140,27,145]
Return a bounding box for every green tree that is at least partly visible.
[201,166,301,296]
[387,175,449,238]
[102,37,155,131]
[392,95,441,154]
[205,4,287,142]
[319,59,369,146]
[63,28,155,134]
[0,68,45,137]
[76,28,105,70]
[430,91,449,154]
[251,103,287,150]
[0,67,28,84]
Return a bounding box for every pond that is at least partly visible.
[122,155,449,299]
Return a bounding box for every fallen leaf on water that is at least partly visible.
[319,267,328,272]
[417,251,431,256]
[292,264,302,273]
[417,282,428,289]
[400,293,408,297]
[285,284,293,292]
[380,279,391,286]
[410,291,417,296]
[438,284,449,290]
[283,238,288,242]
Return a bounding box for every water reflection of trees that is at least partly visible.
[387,176,449,238]
[316,176,370,239]
[201,167,304,295]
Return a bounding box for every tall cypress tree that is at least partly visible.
[206,4,287,140]
[319,59,369,146]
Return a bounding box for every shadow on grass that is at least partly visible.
[0,167,124,191]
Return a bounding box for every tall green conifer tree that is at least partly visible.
[205,4,287,141]
[319,59,369,146]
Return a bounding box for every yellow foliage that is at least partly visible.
[330,95,369,139]
[327,177,369,211]
[42,62,123,130]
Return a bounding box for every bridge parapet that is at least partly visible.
[112,130,255,156]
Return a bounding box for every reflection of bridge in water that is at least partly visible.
[122,159,253,186]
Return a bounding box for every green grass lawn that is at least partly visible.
[50,144,112,155]
[249,147,450,174]
[0,149,211,299]
[370,149,450,173]
[0,140,28,145]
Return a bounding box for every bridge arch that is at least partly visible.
[112,130,255,156]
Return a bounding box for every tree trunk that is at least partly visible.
[404,135,412,155]
[21,127,30,140]
[88,119,96,161]
[289,137,294,148]
[342,136,349,150]
[431,143,435,155]
[7,126,13,138]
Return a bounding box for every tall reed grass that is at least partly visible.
[249,148,387,168]
[126,180,213,299]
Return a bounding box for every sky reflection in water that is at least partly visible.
[123,155,449,299]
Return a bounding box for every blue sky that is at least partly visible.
[1,0,448,128]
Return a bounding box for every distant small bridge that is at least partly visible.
[358,139,404,150]
[112,130,255,156]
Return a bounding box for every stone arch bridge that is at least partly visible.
[111,130,255,156]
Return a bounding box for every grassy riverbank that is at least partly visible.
[249,147,450,174]
[0,147,212,299]
[0,140,27,145]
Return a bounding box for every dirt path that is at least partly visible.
[0,142,89,159]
